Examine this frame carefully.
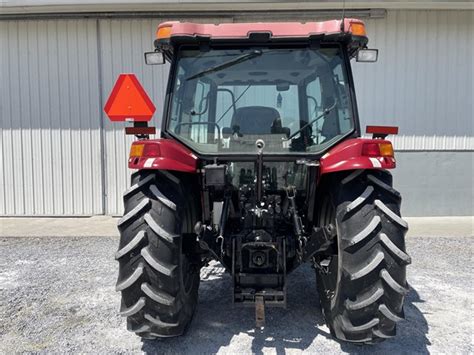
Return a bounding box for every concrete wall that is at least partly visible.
[393,152,473,216]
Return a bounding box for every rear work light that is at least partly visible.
[362,142,394,157]
[129,142,161,158]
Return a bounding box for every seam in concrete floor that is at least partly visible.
[0,216,472,238]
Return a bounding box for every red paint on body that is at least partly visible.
[129,138,395,174]
[320,138,396,174]
[128,139,198,173]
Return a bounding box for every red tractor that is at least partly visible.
[106,18,410,344]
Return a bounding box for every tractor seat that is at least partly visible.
[230,106,280,135]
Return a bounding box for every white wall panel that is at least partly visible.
[352,10,473,149]
[0,19,103,215]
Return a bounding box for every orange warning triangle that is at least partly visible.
[104,74,156,122]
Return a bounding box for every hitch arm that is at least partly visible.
[255,295,265,328]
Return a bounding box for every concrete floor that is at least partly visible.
[1,216,472,238]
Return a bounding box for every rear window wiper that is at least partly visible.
[185,50,263,81]
[286,101,337,141]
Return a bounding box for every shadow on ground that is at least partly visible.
[338,286,430,354]
[141,263,430,354]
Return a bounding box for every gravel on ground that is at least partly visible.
[0,235,472,354]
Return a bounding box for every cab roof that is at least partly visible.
[156,18,366,41]
[154,18,368,56]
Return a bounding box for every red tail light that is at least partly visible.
[129,142,161,158]
[362,142,394,157]
[143,143,161,157]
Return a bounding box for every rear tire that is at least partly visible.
[316,169,411,343]
[115,170,200,339]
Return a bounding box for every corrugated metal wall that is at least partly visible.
[352,10,473,150]
[0,19,103,215]
[0,10,472,215]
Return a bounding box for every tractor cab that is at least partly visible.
[147,19,375,157]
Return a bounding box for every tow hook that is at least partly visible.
[255,295,265,328]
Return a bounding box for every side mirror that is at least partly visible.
[144,51,165,65]
[356,49,378,63]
